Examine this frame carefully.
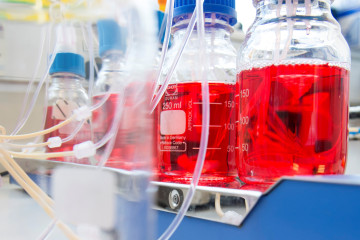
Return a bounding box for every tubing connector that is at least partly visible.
[48,136,62,148]
[73,141,96,159]
[73,106,91,121]
[221,211,243,226]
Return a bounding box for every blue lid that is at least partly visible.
[49,52,85,77]
[174,0,237,26]
[97,19,126,57]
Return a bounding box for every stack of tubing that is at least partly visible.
[0,0,210,239]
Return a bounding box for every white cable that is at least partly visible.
[215,193,224,218]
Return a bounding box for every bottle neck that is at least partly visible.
[50,73,84,89]
[254,0,333,20]
[172,14,233,46]
[100,51,125,72]
[172,13,233,33]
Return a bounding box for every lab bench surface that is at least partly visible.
[1,140,360,239]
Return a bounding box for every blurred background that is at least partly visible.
[0,0,359,173]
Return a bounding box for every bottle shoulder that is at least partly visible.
[238,13,351,69]
[47,87,89,106]
[162,35,237,84]
[93,69,128,95]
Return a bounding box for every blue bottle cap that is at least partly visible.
[174,0,237,26]
[97,19,126,57]
[49,52,85,78]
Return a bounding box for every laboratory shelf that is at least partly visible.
[158,176,360,240]
[8,158,360,240]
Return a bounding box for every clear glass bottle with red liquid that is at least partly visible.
[45,52,91,163]
[93,19,154,171]
[236,0,351,185]
[92,19,128,168]
[156,0,239,187]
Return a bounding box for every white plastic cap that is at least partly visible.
[73,141,96,159]
[73,106,91,121]
[221,211,243,226]
[48,136,62,148]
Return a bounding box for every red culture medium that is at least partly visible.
[236,64,349,184]
[156,82,238,187]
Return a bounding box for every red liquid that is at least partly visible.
[44,106,91,163]
[92,89,154,170]
[156,82,238,187]
[236,64,349,184]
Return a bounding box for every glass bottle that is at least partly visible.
[156,0,239,187]
[236,0,351,185]
[92,19,128,168]
[93,19,153,171]
[45,52,91,163]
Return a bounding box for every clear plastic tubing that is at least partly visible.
[37,218,58,240]
[15,26,47,135]
[80,22,100,77]
[150,9,197,113]
[93,90,125,151]
[33,63,51,146]
[96,92,125,168]
[11,25,57,136]
[159,0,208,239]
[61,92,110,144]
[61,120,85,143]
[151,0,174,99]
[86,22,95,100]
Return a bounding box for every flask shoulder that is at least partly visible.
[237,20,351,69]
[163,37,237,84]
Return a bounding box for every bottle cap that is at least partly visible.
[97,19,126,57]
[174,0,237,26]
[253,0,334,6]
[49,52,85,77]
[158,0,166,12]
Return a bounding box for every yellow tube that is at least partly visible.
[8,150,74,159]
[0,115,75,140]
[0,149,79,239]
